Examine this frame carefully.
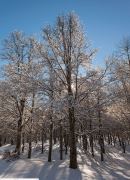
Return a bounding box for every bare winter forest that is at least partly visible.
[0,13,130,179]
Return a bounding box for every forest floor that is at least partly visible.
[0,142,130,180]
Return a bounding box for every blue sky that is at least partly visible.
[0,0,130,66]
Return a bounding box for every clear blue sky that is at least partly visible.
[0,0,130,66]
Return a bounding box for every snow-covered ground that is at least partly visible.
[0,143,130,180]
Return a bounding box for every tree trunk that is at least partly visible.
[82,134,88,152]
[122,139,126,153]
[98,98,105,161]
[22,132,25,153]
[64,132,68,155]
[28,92,35,158]
[118,135,122,146]
[0,135,2,147]
[113,135,116,146]
[15,122,22,155]
[99,134,104,161]
[41,129,44,154]
[48,123,53,162]
[107,133,110,145]
[90,135,94,157]
[15,99,25,155]
[60,123,63,160]
[69,106,77,169]
[89,114,94,157]
[28,131,32,159]
[10,138,14,145]
[53,129,57,144]
[4,137,6,144]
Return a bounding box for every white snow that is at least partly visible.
[0,144,15,155]
[0,143,130,180]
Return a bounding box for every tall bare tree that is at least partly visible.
[39,13,95,168]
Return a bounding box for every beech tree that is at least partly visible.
[107,37,130,152]
[38,13,95,168]
[1,32,42,155]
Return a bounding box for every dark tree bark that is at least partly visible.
[89,135,94,157]
[10,138,14,145]
[15,99,25,155]
[4,137,6,144]
[118,135,122,146]
[69,105,77,168]
[98,98,105,161]
[89,116,94,157]
[22,132,25,153]
[27,93,35,159]
[0,135,2,147]
[48,122,53,162]
[53,129,57,144]
[60,122,63,160]
[15,121,22,155]
[64,131,68,155]
[41,129,44,154]
[121,139,126,153]
[107,133,111,145]
[82,134,88,152]
[28,134,32,159]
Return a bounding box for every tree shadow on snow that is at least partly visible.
[78,148,130,180]
[38,160,83,180]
